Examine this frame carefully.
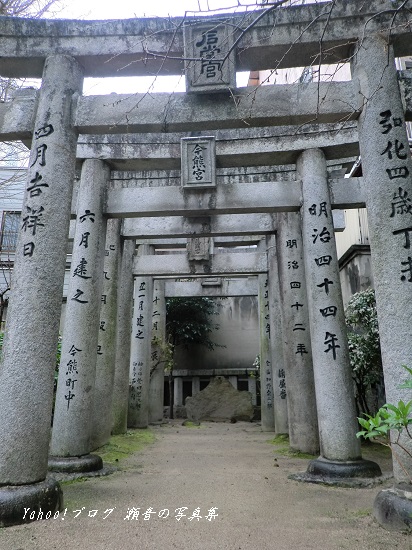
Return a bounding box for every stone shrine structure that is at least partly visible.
[0,0,411,531]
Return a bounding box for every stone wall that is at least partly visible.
[338,245,374,307]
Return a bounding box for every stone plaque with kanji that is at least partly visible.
[183,22,236,93]
[181,136,216,188]
[187,237,211,261]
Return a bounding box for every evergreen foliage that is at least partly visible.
[345,288,383,416]
[166,297,221,350]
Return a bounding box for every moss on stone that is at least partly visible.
[267,434,316,459]
[267,434,289,445]
[94,429,155,465]
[61,477,89,486]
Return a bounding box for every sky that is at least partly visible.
[52,0,262,94]
[57,0,262,20]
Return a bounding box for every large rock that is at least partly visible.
[185,376,253,422]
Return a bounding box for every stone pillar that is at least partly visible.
[49,159,108,473]
[299,148,380,479]
[248,377,257,406]
[0,55,83,526]
[90,219,121,450]
[192,376,200,396]
[277,212,319,454]
[353,35,412,477]
[174,377,183,407]
[258,271,275,432]
[149,279,166,424]
[266,235,289,435]
[228,375,237,389]
[352,35,412,526]
[128,274,154,428]
[111,239,135,434]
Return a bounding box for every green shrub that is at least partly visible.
[345,289,384,416]
[357,366,412,483]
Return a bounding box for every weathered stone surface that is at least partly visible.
[0,54,83,485]
[0,2,409,78]
[75,84,359,136]
[181,137,216,187]
[123,214,278,239]
[266,235,289,435]
[106,179,364,219]
[277,212,319,455]
[51,159,108,458]
[123,211,344,240]
[164,278,258,298]
[353,34,412,483]
[149,279,166,424]
[0,479,62,527]
[91,219,121,450]
[184,22,235,93]
[0,88,37,140]
[187,237,210,261]
[306,457,381,479]
[258,270,275,432]
[300,148,361,463]
[185,376,253,422]
[111,239,135,434]
[108,181,301,218]
[48,454,103,474]
[77,126,359,170]
[128,273,153,429]
[133,252,267,276]
[373,484,412,532]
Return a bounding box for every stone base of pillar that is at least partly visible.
[289,456,384,487]
[173,405,187,419]
[48,454,103,474]
[373,484,412,532]
[307,456,382,478]
[0,478,62,527]
[261,425,276,433]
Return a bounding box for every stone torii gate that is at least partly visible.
[140,238,304,434]
[0,0,412,530]
[129,236,288,432]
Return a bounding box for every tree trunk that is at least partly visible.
[169,371,174,419]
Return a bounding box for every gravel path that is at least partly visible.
[0,421,409,550]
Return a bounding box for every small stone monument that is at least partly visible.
[185,376,253,422]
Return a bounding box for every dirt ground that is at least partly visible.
[1,421,411,550]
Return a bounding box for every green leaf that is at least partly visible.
[357,417,371,429]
